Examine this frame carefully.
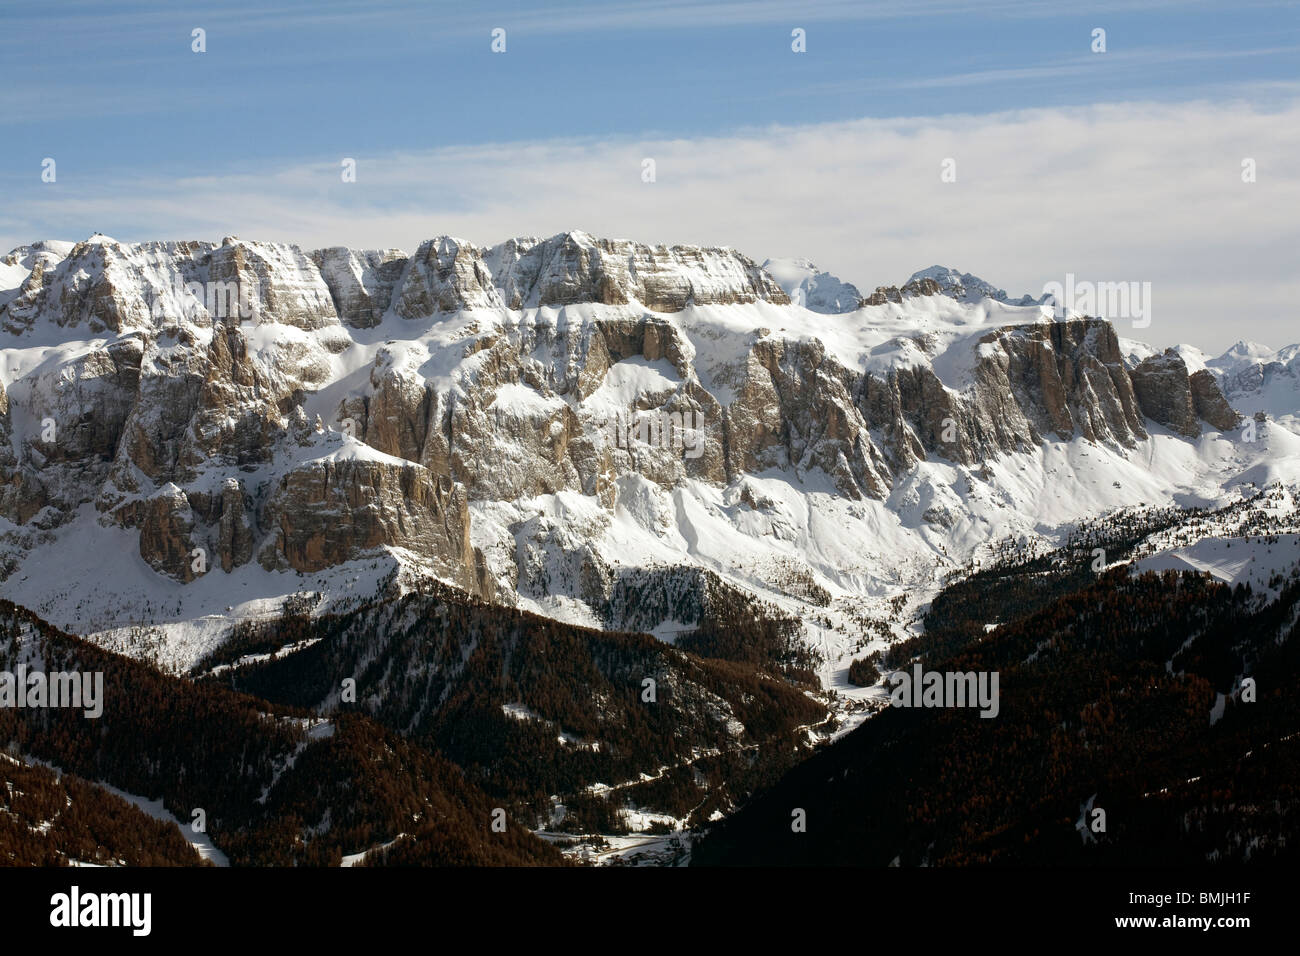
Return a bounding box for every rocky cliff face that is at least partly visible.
[1129,348,1244,438]
[1190,369,1243,431]
[258,455,471,585]
[1131,349,1203,438]
[0,231,1248,643]
[310,247,406,329]
[486,232,788,312]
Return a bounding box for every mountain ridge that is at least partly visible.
[0,231,1296,706]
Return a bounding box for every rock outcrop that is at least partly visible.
[137,484,198,582]
[1130,348,1241,437]
[258,457,473,590]
[217,477,256,573]
[1131,350,1201,438]
[487,232,788,311]
[311,247,406,328]
[1190,368,1243,431]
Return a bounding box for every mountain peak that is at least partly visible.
[761,257,862,314]
[1209,340,1278,371]
[905,265,1028,304]
[1229,339,1273,357]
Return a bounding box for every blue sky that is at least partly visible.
[4,0,1296,168]
[2,0,1298,350]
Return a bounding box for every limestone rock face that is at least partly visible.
[901,277,942,298]
[21,334,142,472]
[395,238,503,317]
[358,310,728,502]
[217,478,255,573]
[699,317,1154,497]
[1,242,78,334]
[863,286,903,306]
[0,469,49,526]
[865,363,968,469]
[187,325,292,469]
[137,484,198,582]
[358,360,435,463]
[106,338,208,492]
[0,239,154,334]
[845,319,1148,485]
[0,232,1246,609]
[905,265,1040,306]
[1123,349,1242,438]
[1189,368,1242,431]
[487,232,788,311]
[987,320,1147,446]
[0,235,483,596]
[863,277,941,306]
[311,247,407,328]
[1131,349,1201,438]
[206,238,339,331]
[0,333,144,525]
[726,335,889,499]
[258,457,473,590]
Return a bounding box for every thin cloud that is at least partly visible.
[892,44,1300,91]
[3,98,1297,354]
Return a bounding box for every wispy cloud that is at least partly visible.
[888,44,1300,90]
[3,98,1298,353]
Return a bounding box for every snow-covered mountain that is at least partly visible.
[1205,340,1300,424]
[904,265,1040,306]
[760,257,862,314]
[1122,338,1300,438]
[1,231,1297,689]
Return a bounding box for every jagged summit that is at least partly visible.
[0,231,791,334]
[2,233,1069,329]
[761,257,862,314]
[905,265,1038,305]
[760,258,1042,314]
[1197,337,1300,417]
[1212,339,1279,367]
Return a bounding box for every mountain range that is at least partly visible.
[1,230,1298,864]
[2,232,1295,673]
